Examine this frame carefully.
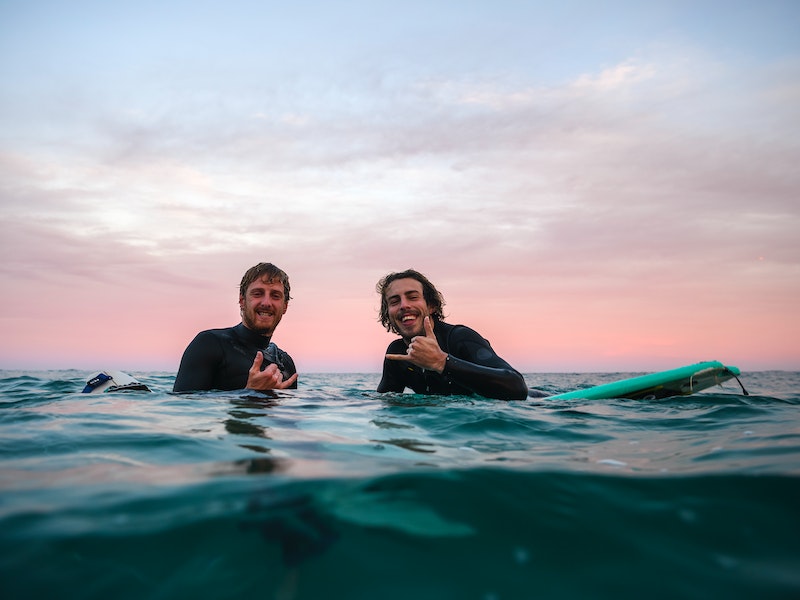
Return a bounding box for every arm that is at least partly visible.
[440,352,528,401]
[173,331,222,392]
[377,358,408,393]
[277,350,299,390]
[377,338,409,392]
[443,325,528,400]
[386,317,528,400]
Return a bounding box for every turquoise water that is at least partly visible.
[1,370,798,599]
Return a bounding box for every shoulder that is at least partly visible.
[187,328,228,347]
[193,325,237,340]
[182,326,238,357]
[196,325,256,348]
[385,338,406,353]
[438,322,487,345]
[450,324,485,340]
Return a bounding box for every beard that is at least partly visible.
[242,306,281,335]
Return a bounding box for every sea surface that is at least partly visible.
[1,369,798,600]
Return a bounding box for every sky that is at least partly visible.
[1,0,798,374]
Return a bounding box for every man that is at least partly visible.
[376,269,529,400]
[173,262,298,392]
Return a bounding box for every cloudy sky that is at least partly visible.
[1,0,798,374]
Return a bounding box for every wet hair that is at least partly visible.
[376,269,446,333]
[239,263,291,301]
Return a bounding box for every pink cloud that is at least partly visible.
[1,43,798,374]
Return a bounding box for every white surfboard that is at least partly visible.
[82,370,151,393]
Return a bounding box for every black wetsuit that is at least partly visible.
[377,321,528,400]
[173,323,297,392]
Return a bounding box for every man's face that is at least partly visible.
[240,277,288,336]
[385,278,430,340]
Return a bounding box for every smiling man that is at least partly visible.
[375,269,529,400]
[173,262,298,392]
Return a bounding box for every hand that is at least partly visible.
[246,351,299,390]
[385,316,448,373]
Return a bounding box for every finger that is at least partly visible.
[423,315,435,337]
[261,362,278,376]
[277,373,299,388]
[246,354,272,390]
[250,351,265,372]
[385,353,411,361]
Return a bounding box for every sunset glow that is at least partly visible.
[1,1,798,373]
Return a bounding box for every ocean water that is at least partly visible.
[1,369,798,600]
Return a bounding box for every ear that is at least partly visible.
[238,295,245,310]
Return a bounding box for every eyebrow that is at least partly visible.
[249,287,284,298]
[387,290,419,301]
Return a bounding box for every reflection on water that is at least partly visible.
[235,456,287,475]
[243,490,340,567]
[372,438,437,453]
[225,418,269,438]
[226,395,280,453]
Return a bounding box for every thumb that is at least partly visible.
[424,315,435,337]
[251,351,265,370]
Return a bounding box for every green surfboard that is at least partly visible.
[547,361,743,400]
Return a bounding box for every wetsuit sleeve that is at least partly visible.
[377,340,408,393]
[277,349,299,390]
[443,327,529,401]
[173,331,223,392]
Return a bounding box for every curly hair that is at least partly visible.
[239,263,291,301]
[376,269,446,333]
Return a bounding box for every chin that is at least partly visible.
[397,326,421,339]
[245,318,276,334]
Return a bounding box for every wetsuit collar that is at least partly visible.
[235,322,272,347]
